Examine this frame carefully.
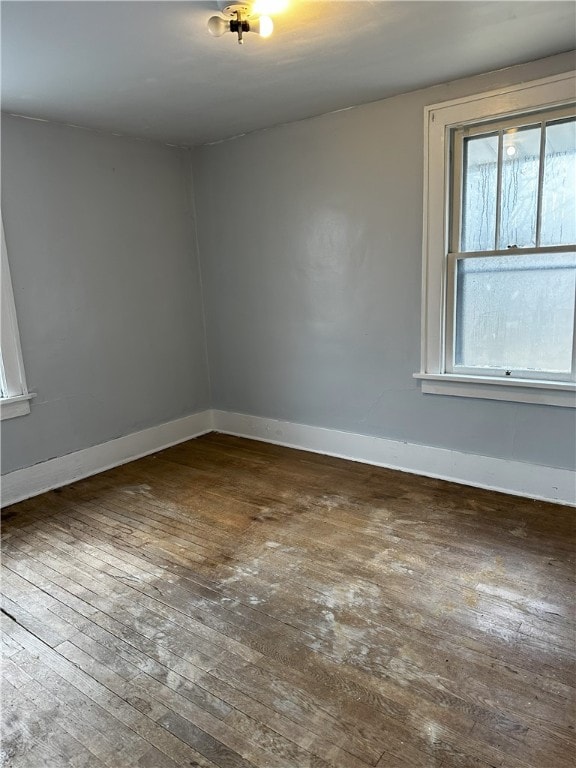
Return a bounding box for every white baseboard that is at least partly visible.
[3,408,574,508]
[212,410,576,507]
[1,410,213,508]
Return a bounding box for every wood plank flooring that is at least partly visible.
[1,433,574,768]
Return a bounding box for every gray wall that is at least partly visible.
[1,115,210,473]
[3,53,574,477]
[193,52,576,471]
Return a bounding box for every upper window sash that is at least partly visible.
[450,105,575,254]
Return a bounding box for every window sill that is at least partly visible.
[413,374,575,408]
[0,393,35,421]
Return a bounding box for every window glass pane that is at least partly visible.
[455,253,576,373]
[461,134,498,252]
[498,125,541,249]
[540,118,576,246]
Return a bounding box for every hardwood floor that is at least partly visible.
[1,433,574,768]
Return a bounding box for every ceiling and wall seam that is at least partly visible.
[3,111,191,150]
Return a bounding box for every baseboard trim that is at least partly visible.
[3,408,574,508]
[1,410,213,508]
[212,410,576,506]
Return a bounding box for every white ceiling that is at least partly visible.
[2,1,575,146]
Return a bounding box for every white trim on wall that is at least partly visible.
[1,410,214,507]
[213,410,576,507]
[1,216,34,420]
[418,71,576,407]
[2,408,574,508]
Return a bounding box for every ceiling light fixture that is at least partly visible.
[207,1,283,45]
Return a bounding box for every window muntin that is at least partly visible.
[446,106,576,382]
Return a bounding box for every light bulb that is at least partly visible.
[207,15,229,37]
[506,145,517,157]
[257,15,274,37]
[252,0,288,14]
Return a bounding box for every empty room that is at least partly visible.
[1,1,575,766]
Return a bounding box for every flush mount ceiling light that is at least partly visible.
[208,0,288,45]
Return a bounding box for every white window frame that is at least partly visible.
[1,217,33,420]
[414,71,576,408]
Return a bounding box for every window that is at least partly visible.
[416,72,576,407]
[1,217,33,420]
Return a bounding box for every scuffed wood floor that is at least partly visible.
[1,434,574,768]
